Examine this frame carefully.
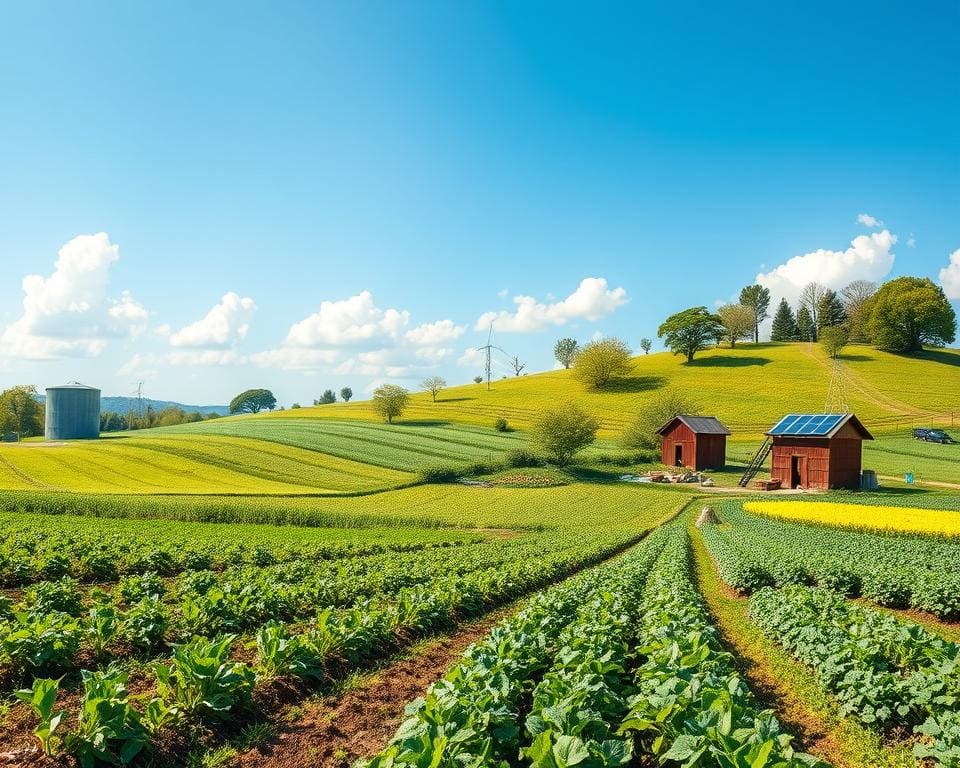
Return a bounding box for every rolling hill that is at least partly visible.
[1,341,957,493]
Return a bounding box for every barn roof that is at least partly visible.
[656,414,731,436]
[766,413,873,440]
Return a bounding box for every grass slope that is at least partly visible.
[257,342,960,437]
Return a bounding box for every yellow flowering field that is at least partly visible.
[744,499,960,537]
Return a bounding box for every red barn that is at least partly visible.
[766,413,873,490]
[656,415,730,471]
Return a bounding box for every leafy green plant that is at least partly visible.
[252,621,322,680]
[14,677,63,756]
[153,635,255,722]
[66,665,149,767]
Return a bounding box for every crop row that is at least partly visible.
[701,502,960,618]
[0,530,635,691]
[745,499,960,538]
[12,525,638,766]
[0,511,480,587]
[749,585,960,764]
[365,519,825,768]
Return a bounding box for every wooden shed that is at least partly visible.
[766,413,873,490]
[656,415,730,471]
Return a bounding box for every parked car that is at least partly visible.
[913,427,956,444]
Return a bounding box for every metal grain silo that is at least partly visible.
[45,383,101,440]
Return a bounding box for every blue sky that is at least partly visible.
[1,1,957,405]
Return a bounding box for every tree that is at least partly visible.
[554,338,578,369]
[816,289,846,331]
[639,338,652,355]
[620,389,702,450]
[657,307,725,363]
[229,388,276,414]
[770,299,798,341]
[867,277,956,353]
[841,280,877,344]
[509,357,526,377]
[372,384,410,423]
[572,338,633,388]
[473,376,483,385]
[819,325,849,359]
[421,376,446,402]
[340,387,353,403]
[530,401,599,466]
[716,304,756,348]
[795,305,815,341]
[0,385,44,437]
[317,389,336,405]
[739,285,771,343]
[798,282,827,340]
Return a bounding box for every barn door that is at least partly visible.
[790,455,808,488]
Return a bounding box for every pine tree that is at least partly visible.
[770,299,798,341]
[796,305,815,341]
[816,289,846,330]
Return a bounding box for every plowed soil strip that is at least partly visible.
[236,608,512,768]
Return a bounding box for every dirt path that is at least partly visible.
[688,523,916,767]
[236,609,511,768]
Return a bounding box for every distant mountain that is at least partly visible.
[34,394,229,416]
[100,397,229,416]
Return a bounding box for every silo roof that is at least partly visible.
[47,382,100,390]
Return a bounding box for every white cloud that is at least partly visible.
[757,230,897,304]
[497,288,509,299]
[0,233,147,359]
[253,291,458,374]
[907,234,917,248]
[475,277,628,333]
[939,248,960,300]
[404,319,465,346]
[283,291,409,348]
[169,292,256,349]
[857,213,884,228]
[168,349,243,366]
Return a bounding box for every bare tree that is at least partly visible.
[798,282,827,341]
[509,356,526,376]
[421,376,447,402]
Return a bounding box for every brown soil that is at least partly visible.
[235,610,511,768]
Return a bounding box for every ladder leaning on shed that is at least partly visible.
[739,437,772,487]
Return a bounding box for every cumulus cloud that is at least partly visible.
[457,347,486,368]
[756,230,897,305]
[169,292,256,349]
[857,213,884,228]
[475,277,628,333]
[1,233,147,359]
[253,291,460,375]
[404,319,465,346]
[939,248,960,300]
[283,291,408,348]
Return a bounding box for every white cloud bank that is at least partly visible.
[1,233,147,359]
[475,277,628,332]
[169,292,257,349]
[757,230,897,304]
[250,291,464,376]
[939,248,960,300]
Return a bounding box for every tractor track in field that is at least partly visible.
[235,609,511,768]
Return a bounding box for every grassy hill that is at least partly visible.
[263,342,960,437]
[1,341,958,494]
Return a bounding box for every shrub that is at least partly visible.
[621,388,703,450]
[572,338,632,389]
[418,466,462,484]
[505,449,545,468]
[494,417,510,432]
[530,401,599,466]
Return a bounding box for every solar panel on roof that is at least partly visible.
[768,413,848,437]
